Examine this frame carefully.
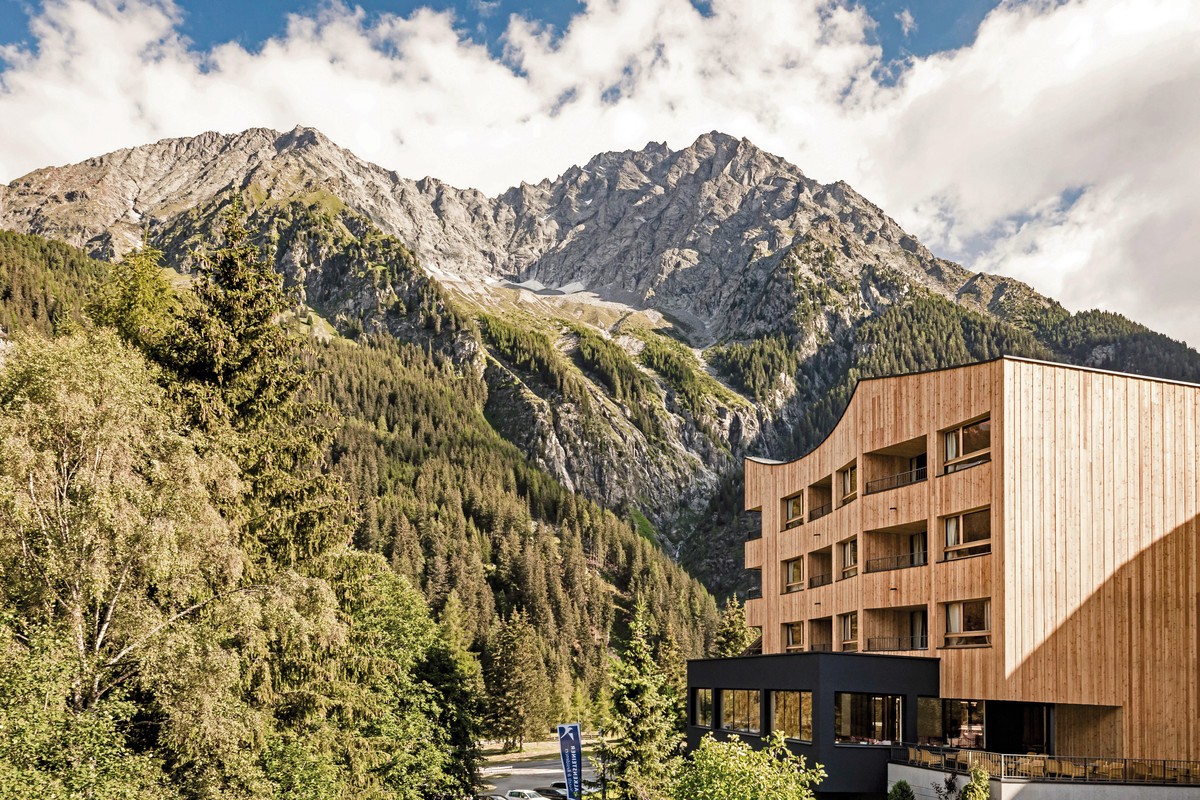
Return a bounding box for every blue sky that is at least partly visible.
[0,0,1000,67]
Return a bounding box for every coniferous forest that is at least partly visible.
[0,215,718,799]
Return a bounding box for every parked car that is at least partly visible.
[505,792,548,800]
[551,780,603,796]
[475,795,506,800]
[534,789,567,799]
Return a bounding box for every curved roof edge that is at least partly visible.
[743,354,1200,470]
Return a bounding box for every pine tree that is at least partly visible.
[88,234,175,351]
[657,623,688,734]
[161,196,348,567]
[712,596,755,657]
[485,609,550,752]
[603,601,679,799]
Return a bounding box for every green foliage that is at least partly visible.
[481,313,590,407]
[961,766,991,800]
[672,731,825,800]
[162,198,349,569]
[570,324,664,439]
[712,596,756,657]
[602,601,679,800]
[0,230,103,335]
[1035,309,1200,382]
[314,333,719,737]
[708,334,804,403]
[888,779,917,800]
[485,609,551,752]
[634,329,743,416]
[87,237,176,350]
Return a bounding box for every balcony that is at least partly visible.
[865,465,928,495]
[865,550,928,573]
[808,501,833,521]
[808,643,832,652]
[867,635,928,652]
[892,744,1200,787]
[808,572,832,589]
[746,586,762,600]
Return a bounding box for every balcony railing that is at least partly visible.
[808,643,832,652]
[783,517,804,531]
[865,465,927,495]
[892,744,1200,787]
[865,550,928,573]
[808,572,832,589]
[808,501,833,521]
[866,635,928,652]
[746,586,762,600]
[746,529,763,541]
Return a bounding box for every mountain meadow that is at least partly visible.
[2,129,1199,798]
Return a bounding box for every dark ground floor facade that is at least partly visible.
[686,652,1137,798]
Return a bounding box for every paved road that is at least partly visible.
[478,754,598,796]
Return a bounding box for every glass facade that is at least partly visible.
[917,697,987,748]
[719,688,761,735]
[834,692,903,744]
[772,690,814,742]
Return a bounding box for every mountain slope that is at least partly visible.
[4,129,1200,593]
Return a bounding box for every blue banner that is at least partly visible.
[557,723,583,800]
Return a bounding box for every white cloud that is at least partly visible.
[896,7,916,37]
[0,0,1198,346]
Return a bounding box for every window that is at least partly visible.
[945,599,991,647]
[943,509,991,559]
[772,690,813,742]
[943,417,991,473]
[909,532,928,565]
[840,463,858,500]
[719,689,761,735]
[783,558,804,593]
[693,688,713,728]
[784,621,804,651]
[834,692,902,744]
[918,698,986,748]
[840,538,858,579]
[782,493,804,530]
[840,611,858,651]
[910,608,928,649]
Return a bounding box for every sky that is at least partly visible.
[0,0,1198,347]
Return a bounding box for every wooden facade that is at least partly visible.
[743,356,1200,761]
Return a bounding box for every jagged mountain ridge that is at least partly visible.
[0,126,1051,344]
[4,127,1199,587]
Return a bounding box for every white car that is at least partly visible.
[506,792,548,800]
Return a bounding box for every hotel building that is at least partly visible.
[687,357,1200,798]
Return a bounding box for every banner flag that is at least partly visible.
[557,722,583,800]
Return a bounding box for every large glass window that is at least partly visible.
[944,417,991,473]
[783,558,804,593]
[693,688,713,728]
[840,611,858,651]
[782,493,804,529]
[917,698,987,748]
[784,621,804,651]
[945,599,992,647]
[944,509,991,559]
[772,690,813,742]
[718,689,761,735]
[834,692,902,744]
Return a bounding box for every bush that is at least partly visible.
[888,779,916,800]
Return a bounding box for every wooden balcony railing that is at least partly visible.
[891,744,1200,786]
[865,465,927,495]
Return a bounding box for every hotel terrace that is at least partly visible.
[686,356,1200,798]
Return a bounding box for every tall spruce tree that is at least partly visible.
[603,601,679,800]
[162,196,347,567]
[485,609,550,752]
[712,596,755,657]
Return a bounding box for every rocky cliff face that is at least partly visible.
[0,126,1106,559]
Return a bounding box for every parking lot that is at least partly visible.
[478,740,599,797]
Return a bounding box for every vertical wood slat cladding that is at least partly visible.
[1003,360,1199,760]
[745,357,1200,761]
